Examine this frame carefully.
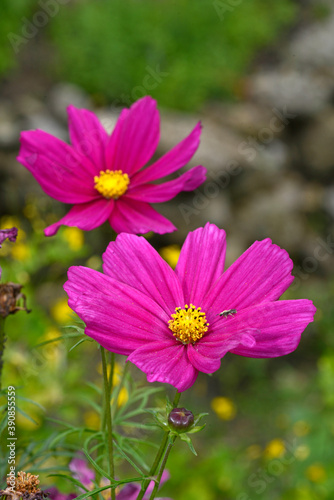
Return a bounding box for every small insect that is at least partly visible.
[219,309,237,318]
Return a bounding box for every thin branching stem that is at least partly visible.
[137,390,180,500]
[148,434,176,500]
[101,347,115,500]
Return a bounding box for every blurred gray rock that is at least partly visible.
[159,111,248,172]
[15,95,45,117]
[95,108,119,134]
[233,177,320,251]
[204,102,274,135]
[289,13,334,71]
[48,83,91,122]
[24,112,68,140]
[248,69,332,116]
[0,102,21,149]
[298,109,334,173]
[323,186,334,218]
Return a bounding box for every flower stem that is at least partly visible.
[101,347,115,500]
[137,390,180,500]
[0,317,6,392]
[148,434,177,500]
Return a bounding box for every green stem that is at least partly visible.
[148,434,176,500]
[0,318,6,392]
[101,347,115,500]
[137,390,180,500]
[101,352,115,432]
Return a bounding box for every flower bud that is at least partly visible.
[168,407,194,432]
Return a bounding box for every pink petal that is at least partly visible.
[203,239,295,312]
[67,105,109,171]
[187,324,255,371]
[105,96,160,176]
[0,227,18,247]
[187,344,221,373]
[127,166,206,202]
[18,130,97,203]
[116,483,140,500]
[69,457,95,487]
[128,341,198,392]
[44,198,114,236]
[145,470,171,498]
[226,299,316,357]
[102,232,184,315]
[64,266,170,355]
[175,223,227,306]
[109,198,176,235]
[117,470,171,500]
[133,122,202,184]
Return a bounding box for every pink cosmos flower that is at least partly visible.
[64,223,316,392]
[47,457,171,500]
[0,228,18,248]
[17,97,205,236]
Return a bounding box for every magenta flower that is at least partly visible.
[64,223,316,392]
[17,97,205,236]
[48,457,171,500]
[0,227,18,248]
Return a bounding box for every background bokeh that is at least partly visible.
[1,0,334,499]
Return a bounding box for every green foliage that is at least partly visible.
[49,0,297,110]
[0,0,35,75]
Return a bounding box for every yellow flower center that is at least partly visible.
[94,170,130,199]
[168,304,209,344]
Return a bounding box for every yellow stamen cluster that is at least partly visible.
[168,304,209,344]
[94,169,130,199]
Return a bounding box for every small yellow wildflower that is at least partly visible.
[16,412,41,430]
[86,255,102,270]
[51,297,73,324]
[294,486,316,500]
[211,396,236,420]
[293,420,311,436]
[306,463,327,483]
[41,328,64,369]
[294,445,310,461]
[1,216,20,230]
[159,244,181,269]
[116,387,129,407]
[246,444,262,460]
[97,361,122,385]
[264,438,285,459]
[11,243,30,261]
[23,203,39,220]
[62,227,84,251]
[84,410,100,430]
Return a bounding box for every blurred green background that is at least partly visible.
[1,0,334,499]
